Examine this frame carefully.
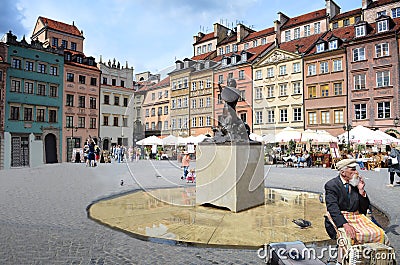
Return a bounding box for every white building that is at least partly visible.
[98,58,134,151]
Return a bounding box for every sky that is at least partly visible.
[2,0,361,79]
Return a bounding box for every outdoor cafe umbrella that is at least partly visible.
[136,135,163,146]
[161,135,178,146]
[337,125,398,145]
[274,127,302,143]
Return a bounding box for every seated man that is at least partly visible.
[324,159,386,245]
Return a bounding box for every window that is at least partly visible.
[355,103,367,119]
[334,83,342,95]
[197,116,203,127]
[280,109,288,122]
[219,47,224,55]
[267,86,274,98]
[113,117,119,126]
[354,74,366,90]
[158,107,162,115]
[199,98,204,108]
[89,98,96,110]
[11,80,21,92]
[308,86,316,98]
[314,22,321,34]
[377,10,386,17]
[392,8,400,18]
[90,77,97,86]
[62,40,68,48]
[104,95,109,104]
[208,43,212,51]
[79,96,85,108]
[66,94,74,106]
[294,28,300,39]
[293,62,300,73]
[36,109,45,122]
[206,78,211,88]
[123,118,128,127]
[304,25,310,36]
[255,111,263,124]
[66,116,73,128]
[316,43,325,53]
[145,122,149,130]
[90,118,96,129]
[79,75,86,84]
[102,77,107,85]
[165,90,169,97]
[52,37,58,47]
[321,85,329,97]
[112,79,117,86]
[197,46,201,55]
[279,84,287,96]
[377,102,390,118]
[343,19,350,26]
[50,66,58,75]
[285,30,291,41]
[226,45,230,53]
[78,117,85,128]
[321,111,330,124]
[375,43,389,57]
[355,26,366,37]
[71,42,77,51]
[355,16,361,23]
[151,108,155,116]
[353,47,365,61]
[103,116,109,126]
[67,73,74,82]
[114,96,119,106]
[25,61,34,71]
[376,71,390,87]
[267,67,274,77]
[333,59,342,71]
[333,22,339,29]
[49,110,57,123]
[239,70,245,80]
[329,40,338,50]
[24,82,34,94]
[206,97,211,107]
[253,40,258,47]
[151,122,156,130]
[218,75,223,84]
[206,116,211,126]
[171,99,176,109]
[123,97,128,107]
[255,87,262,99]
[267,110,275,123]
[183,97,188,107]
[183,78,188,88]
[12,58,21,69]
[334,110,344,123]
[279,65,286,75]
[244,43,249,50]
[240,113,247,123]
[261,38,266,45]
[37,63,46,73]
[192,117,197,127]
[293,82,301,94]
[255,70,262,80]
[164,120,169,130]
[37,84,46,96]
[164,106,168,115]
[233,44,238,52]
[307,64,316,75]
[308,112,317,125]
[171,119,176,129]
[145,109,149,117]
[44,87,57,102]
[10,106,20,120]
[191,81,196,91]
[24,107,33,121]
[294,108,302,121]
[202,45,206,53]
[320,62,329,74]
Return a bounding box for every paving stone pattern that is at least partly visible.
[0,161,398,264]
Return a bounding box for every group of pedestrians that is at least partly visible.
[83,138,100,167]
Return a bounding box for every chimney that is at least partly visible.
[326,0,341,19]
[362,0,373,9]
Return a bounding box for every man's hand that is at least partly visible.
[357,175,365,191]
[343,223,357,239]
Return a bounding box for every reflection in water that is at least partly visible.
[89,188,347,247]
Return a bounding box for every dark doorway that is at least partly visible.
[103,139,109,151]
[45,133,58,163]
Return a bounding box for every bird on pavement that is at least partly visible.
[292,218,312,228]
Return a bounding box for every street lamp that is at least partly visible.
[394,116,399,127]
[343,124,352,149]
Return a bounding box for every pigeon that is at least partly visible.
[292,218,312,228]
[319,193,325,203]
[120,180,124,186]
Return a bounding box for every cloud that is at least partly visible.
[0,0,27,36]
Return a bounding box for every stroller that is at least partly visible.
[186,168,196,183]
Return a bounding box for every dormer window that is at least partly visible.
[244,43,249,50]
[222,57,227,66]
[241,52,247,62]
[329,40,338,50]
[233,44,238,52]
[231,55,236,64]
[355,25,366,37]
[377,19,388,32]
[225,45,230,54]
[77,56,83,64]
[377,10,386,17]
[316,43,325,53]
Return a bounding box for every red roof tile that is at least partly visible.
[243,27,275,41]
[66,61,100,72]
[194,32,216,44]
[219,34,237,45]
[368,0,400,9]
[152,76,170,88]
[331,8,362,21]
[213,42,274,63]
[281,9,327,29]
[191,50,216,60]
[39,16,83,37]
[280,32,325,53]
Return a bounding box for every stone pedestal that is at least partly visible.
[195,142,265,212]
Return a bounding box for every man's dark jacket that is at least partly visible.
[325,175,370,229]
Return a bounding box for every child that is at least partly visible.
[186,168,196,183]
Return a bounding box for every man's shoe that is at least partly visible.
[387,184,394,187]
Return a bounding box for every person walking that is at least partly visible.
[181,151,190,180]
[387,142,400,187]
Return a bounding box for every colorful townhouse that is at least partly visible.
[141,76,170,137]
[98,58,134,150]
[31,17,101,162]
[2,32,64,168]
[0,41,9,169]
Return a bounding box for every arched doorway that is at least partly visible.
[103,139,109,151]
[45,133,58,163]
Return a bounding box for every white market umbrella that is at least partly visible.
[374,130,400,145]
[162,135,178,146]
[274,127,302,143]
[136,135,162,146]
[337,125,395,145]
[249,133,263,142]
